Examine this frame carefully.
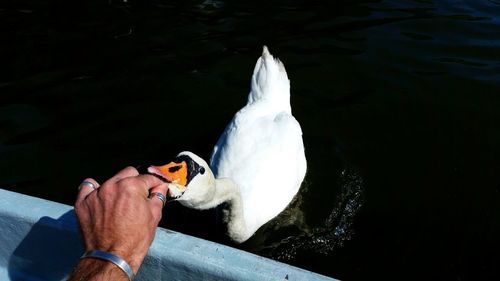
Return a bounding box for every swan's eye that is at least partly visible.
[199,167,205,175]
[169,166,182,173]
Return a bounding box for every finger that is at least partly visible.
[108,166,140,183]
[131,174,168,194]
[149,183,169,221]
[76,178,100,204]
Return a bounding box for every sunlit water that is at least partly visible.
[1,0,499,279]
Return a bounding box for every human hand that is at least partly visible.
[74,166,168,274]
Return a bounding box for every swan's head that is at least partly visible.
[146,151,217,208]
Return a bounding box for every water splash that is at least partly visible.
[258,168,364,261]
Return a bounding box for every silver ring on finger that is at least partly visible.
[150,192,166,207]
[78,181,97,191]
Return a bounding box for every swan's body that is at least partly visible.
[210,47,306,242]
[150,47,306,243]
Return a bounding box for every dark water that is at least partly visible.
[1,0,500,279]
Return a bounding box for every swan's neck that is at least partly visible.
[213,178,248,243]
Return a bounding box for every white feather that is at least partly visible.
[209,46,307,241]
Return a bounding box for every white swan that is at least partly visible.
[148,47,306,243]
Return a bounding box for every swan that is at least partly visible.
[148,47,307,243]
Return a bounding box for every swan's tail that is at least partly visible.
[248,46,290,105]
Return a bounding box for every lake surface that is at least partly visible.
[1,0,499,279]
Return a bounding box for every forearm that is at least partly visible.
[68,258,129,281]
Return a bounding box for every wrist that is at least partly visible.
[68,258,129,281]
[81,250,136,281]
[106,247,145,274]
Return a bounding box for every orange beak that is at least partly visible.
[149,161,188,187]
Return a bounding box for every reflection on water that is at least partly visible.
[1,0,499,279]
